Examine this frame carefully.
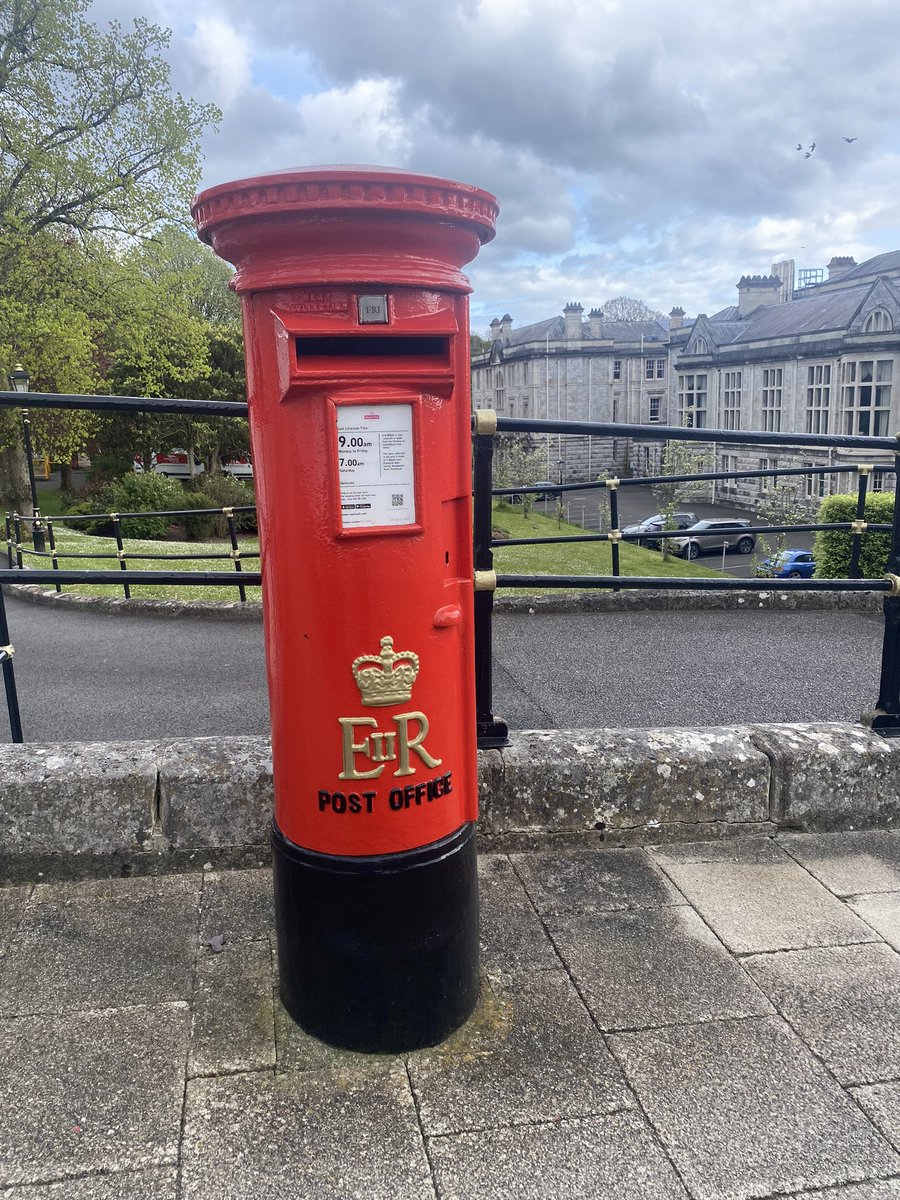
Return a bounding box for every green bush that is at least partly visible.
[813,492,894,578]
[68,472,186,540]
[198,473,258,534]
[176,491,219,541]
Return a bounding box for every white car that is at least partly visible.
[133,450,205,479]
[221,455,253,480]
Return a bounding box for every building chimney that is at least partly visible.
[587,307,603,338]
[563,301,583,340]
[827,255,857,280]
[669,306,685,331]
[500,313,513,344]
[490,317,501,343]
[771,260,794,303]
[736,274,783,316]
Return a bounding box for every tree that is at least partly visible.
[0,0,220,511]
[0,0,220,257]
[651,434,712,561]
[753,481,807,574]
[600,296,665,322]
[493,435,547,518]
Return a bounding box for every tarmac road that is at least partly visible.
[0,592,885,743]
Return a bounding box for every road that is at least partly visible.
[0,593,884,743]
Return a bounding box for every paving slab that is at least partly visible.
[511,847,684,916]
[609,1015,900,1200]
[651,838,877,953]
[549,905,772,1031]
[272,994,401,1074]
[848,892,900,952]
[0,1003,190,1188]
[181,1065,433,1200]
[427,1109,690,1199]
[745,943,900,1086]
[0,885,30,956]
[779,831,900,896]
[0,874,200,1014]
[4,1167,179,1198]
[198,866,273,944]
[407,968,632,1136]
[477,854,559,973]
[189,941,275,1077]
[852,1083,900,1148]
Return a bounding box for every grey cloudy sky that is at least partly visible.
[92,0,900,332]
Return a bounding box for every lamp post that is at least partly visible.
[7,365,45,553]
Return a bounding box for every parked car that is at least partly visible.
[672,519,756,560]
[759,548,816,579]
[622,511,697,549]
[221,455,253,480]
[506,480,562,503]
[133,450,205,479]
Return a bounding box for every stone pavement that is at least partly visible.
[1,833,900,1198]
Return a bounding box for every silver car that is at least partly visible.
[672,519,756,560]
[622,511,697,549]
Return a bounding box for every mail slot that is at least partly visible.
[192,166,498,1052]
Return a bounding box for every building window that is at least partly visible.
[806,364,831,434]
[494,369,505,411]
[648,395,661,422]
[613,360,621,380]
[843,359,892,436]
[872,469,891,493]
[803,463,827,499]
[761,367,783,432]
[722,370,742,430]
[678,373,708,427]
[720,453,738,487]
[645,357,666,380]
[759,457,778,489]
[863,309,893,333]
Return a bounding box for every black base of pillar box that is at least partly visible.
[272,820,480,1053]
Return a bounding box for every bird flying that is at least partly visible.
[842,136,858,143]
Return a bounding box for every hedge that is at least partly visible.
[813,491,894,578]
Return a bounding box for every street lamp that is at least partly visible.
[6,364,45,553]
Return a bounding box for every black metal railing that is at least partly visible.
[2,390,900,749]
[473,412,900,746]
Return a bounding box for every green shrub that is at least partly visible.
[813,492,894,578]
[198,473,258,534]
[68,472,186,540]
[176,491,219,541]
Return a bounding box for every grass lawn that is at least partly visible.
[16,525,261,602]
[10,502,720,603]
[492,502,722,591]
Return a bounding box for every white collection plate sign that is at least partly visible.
[336,404,416,529]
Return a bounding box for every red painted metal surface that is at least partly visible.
[192,167,498,856]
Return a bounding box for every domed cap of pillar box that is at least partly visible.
[191,165,499,295]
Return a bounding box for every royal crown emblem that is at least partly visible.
[352,635,420,707]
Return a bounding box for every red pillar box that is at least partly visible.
[192,167,498,1052]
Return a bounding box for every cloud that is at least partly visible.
[89,0,900,326]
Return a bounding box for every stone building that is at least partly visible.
[472,250,900,507]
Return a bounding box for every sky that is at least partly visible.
[91,0,900,336]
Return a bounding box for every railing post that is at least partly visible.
[46,518,61,593]
[607,477,621,592]
[0,587,24,742]
[4,514,12,569]
[849,465,871,579]
[20,409,45,553]
[870,448,900,734]
[224,508,247,603]
[12,514,23,569]
[473,412,509,749]
[111,514,130,599]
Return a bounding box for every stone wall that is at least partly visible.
[1,723,897,881]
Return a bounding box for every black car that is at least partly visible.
[621,511,697,549]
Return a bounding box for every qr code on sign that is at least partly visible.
[391,493,404,507]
